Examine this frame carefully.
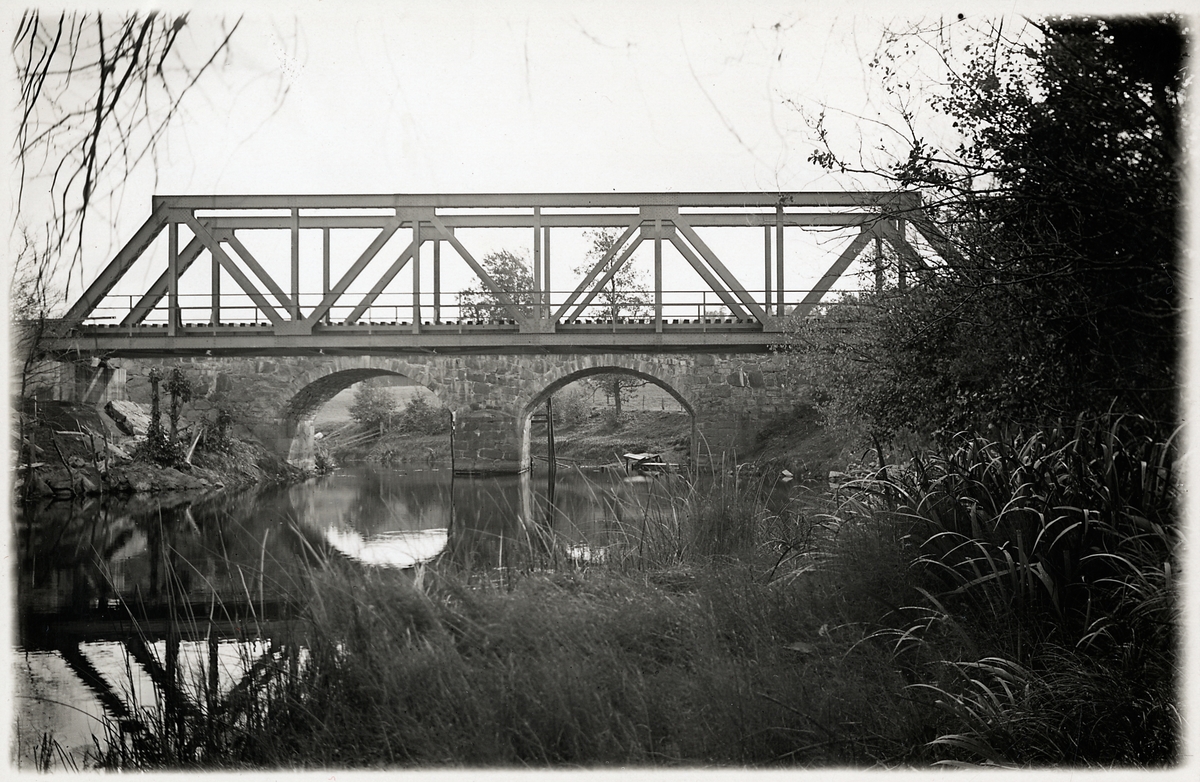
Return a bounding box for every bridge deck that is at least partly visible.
[42,318,783,357]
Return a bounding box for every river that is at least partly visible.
[11,462,800,768]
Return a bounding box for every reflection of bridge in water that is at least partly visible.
[15,465,648,756]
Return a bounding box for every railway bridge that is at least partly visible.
[37,191,945,469]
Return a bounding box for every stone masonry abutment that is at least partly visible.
[46,352,802,471]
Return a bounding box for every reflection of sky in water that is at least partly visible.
[324,527,449,569]
[12,640,272,770]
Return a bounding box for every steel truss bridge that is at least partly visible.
[43,191,945,358]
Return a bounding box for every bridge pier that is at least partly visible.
[282,418,318,472]
[30,359,127,405]
[454,410,522,473]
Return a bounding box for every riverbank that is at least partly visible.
[328,403,851,479]
[15,400,309,500]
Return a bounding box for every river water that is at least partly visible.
[11,462,798,768]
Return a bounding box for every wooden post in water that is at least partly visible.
[447,409,456,539]
[546,397,557,522]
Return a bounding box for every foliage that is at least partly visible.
[196,408,236,455]
[348,382,398,433]
[564,230,655,417]
[798,16,1182,440]
[574,228,651,320]
[550,387,592,429]
[134,367,183,466]
[459,250,537,322]
[396,397,449,435]
[163,367,193,440]
[834,416,1179,765]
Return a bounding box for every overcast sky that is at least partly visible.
[7,1,1168,317]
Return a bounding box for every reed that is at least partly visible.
[62,416,1177,768]
[829,415,1180,766]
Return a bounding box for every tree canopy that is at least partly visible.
[793,16,1183,442]
[458,250,537,322]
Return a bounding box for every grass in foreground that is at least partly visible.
[69,416,1178,769]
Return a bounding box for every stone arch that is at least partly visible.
[517,364,697,470]
[278,361,450,469]
[521,365,695,419]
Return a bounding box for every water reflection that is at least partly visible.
[12,462,763,768]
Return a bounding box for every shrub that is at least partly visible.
[349,383,397,432]
[832,415,1180,765]
[550,388,591,429]
[398,397,449,435]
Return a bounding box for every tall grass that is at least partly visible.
[830,416,1180,766]
[65,416,1178,768]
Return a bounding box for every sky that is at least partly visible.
[5,0,973,319]
[4,0,1184,320]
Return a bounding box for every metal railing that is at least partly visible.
[80,288,850,328]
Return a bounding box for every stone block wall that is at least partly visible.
[49,349,804,471]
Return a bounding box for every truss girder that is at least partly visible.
[63,201,169,323]
[428,213,527,324]
[672,216,768,322]
[792,227,876,316]
[185,215,286,326]
[555,217,643,322]
[121,231,210,326]
[53,191,942,357]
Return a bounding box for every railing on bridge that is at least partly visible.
[46,192,944,356]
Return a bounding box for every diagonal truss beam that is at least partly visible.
[226,233,296,313]
[120,232,210,326]
[908,213,965,267]
[791,226,874,316]
[880,220,931,273]
[184,215,286,325]
[552,217,642,322]
[672,216,768,322]
[428,214,526,323]
[302,218,403,326]
[63,201,170,323]
[345,235,420,324]
[566,232,646,321]
[666,233,750,319]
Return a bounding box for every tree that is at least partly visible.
[458,250,537,322]
[349,382,398,434]
[12,12,245,302]
[795,16,1182,441]
[574,229,652,421]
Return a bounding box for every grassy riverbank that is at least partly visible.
[70,416,1177,770]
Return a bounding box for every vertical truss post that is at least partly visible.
[543,226,551,321]
[168,219,179,336]
[412,220,422,333]
[874,233,884,292]
[211,232,221,326]
[654,218,663,333]
[322,227,331,324]
[291,208,300,320]
[433,239,441,323]
[775,205,785,316]
[895,219,907,292]
[532,207,542,323]
[764,224,772,313]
